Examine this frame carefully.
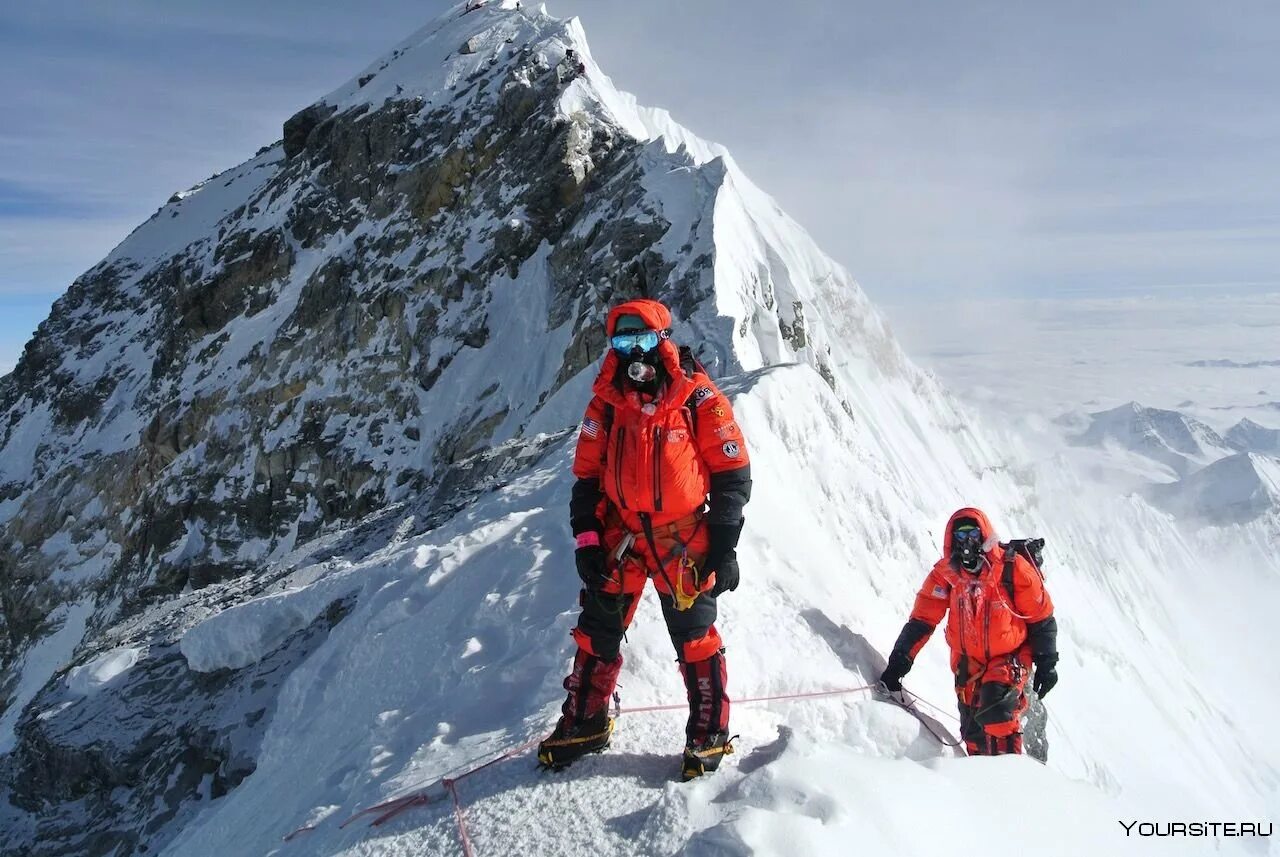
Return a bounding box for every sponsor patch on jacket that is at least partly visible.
[693,386,715,406]
[711,405,726,418]
[713,422,738,438]
[580,417,601,439]
[666,429,689,443]
[721,441,741,459]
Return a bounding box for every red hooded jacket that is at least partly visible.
[570,299,751,532]
[902,507,1054,663]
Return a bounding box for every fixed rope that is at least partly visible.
[618,683,877,715]
[444,778,475,857]
[284,681,954,852]
[905,687,962,722]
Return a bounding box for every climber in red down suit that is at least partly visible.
[880,507,1059,755]
[537,299,752,780]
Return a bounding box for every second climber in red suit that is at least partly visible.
[879,508,1059,756]
[537,299,752,780]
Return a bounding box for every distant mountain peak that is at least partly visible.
[1148,451,1280,526]
[1071,401,1232,477]
[1225,416,1280,455]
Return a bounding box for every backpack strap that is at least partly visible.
[1001,542,1019,606]
[678,345,705,436]
[999,537,1047,609]
[678,345,701,378]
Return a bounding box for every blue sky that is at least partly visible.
[2,0,1278,372]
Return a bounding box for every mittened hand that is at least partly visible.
[1033,659,1059,698]
[708,551,739,596]
[575,545,607,588]
[703,523,742,597]
[879,650,913,692]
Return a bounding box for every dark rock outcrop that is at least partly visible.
[282,103,337,160]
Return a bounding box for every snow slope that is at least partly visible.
[160,367,1277,856]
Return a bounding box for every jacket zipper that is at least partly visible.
[653,426,664,512]
[614,426,627,509]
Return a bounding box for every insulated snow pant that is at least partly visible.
[560,648,622,724]
[565,514,730,741]
[954,648,1031,756]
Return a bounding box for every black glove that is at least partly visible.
[879,650,913,692]
[575,545,608,589]
[1033,655,1059,698]
[708,551,739,596]
[703,522,741,596]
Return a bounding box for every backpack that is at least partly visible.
[999,538,1046,608]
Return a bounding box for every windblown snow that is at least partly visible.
[0,2,1276,856]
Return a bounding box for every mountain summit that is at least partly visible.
[0,0,893,654]
[0,3,924,848]
[1,4,1275,856]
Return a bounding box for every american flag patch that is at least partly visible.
[931,585,948,598]
[580,418,601,439]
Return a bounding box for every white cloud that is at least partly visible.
[884,291,1280,424]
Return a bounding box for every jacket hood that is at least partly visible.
[942,507,1000,554]
[606,299,672,336]
[593,299,692,415]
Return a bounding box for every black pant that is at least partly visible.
[576,586,718,662]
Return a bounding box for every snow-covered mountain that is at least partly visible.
[1,3,1276,855]
[1142,416,1280,528]
[1061,405,1280,527]
[1147,452,1280,527]
[1227,417,1280,456]
[1067,401,1235,478]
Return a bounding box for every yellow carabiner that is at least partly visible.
[670,552,702,611]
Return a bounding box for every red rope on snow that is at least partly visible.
[738,684,877,705]
[285,682,887,848]
[616,701,686,713]
[444,778,476,857]
[457,737,542,781]
[618,683,877,715]
[281,825,316,842]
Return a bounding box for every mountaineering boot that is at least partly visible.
[538,649,622,770]
[677,649,732,779]
[680,731,735,781]
[680,650,730,739]
[965,731,1023,756]
[537,711,615,770]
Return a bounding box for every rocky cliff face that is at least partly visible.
[0,2,914,852]
[0,7,693,684]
